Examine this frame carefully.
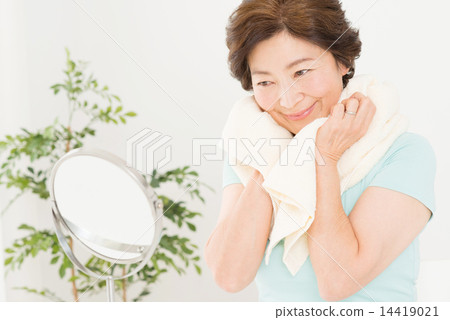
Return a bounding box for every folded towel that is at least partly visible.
[221,74,409,276]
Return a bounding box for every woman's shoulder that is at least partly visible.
[367,131,437,215]
[222,158,243,188]
[383,131,436,164]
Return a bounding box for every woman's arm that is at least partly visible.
[308,160,431,302]
[204,169,273,293]
[309,92,431,301]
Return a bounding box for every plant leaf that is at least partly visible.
[4,257,13,266]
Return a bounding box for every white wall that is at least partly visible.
[0,0,40,302]
[0,0,448,301]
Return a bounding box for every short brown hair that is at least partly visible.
[225,0,362,91]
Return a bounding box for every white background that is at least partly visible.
[0,0,449,301]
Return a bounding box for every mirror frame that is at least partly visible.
[49,148,163,280]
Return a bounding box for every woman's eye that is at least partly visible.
[257,70,310,86]
[295,69,310,77]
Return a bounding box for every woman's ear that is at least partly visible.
[334,58,350,76]
[340,64,350,76]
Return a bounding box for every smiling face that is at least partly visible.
[248,30,349,135]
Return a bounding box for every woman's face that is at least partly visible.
[248,30,349,135]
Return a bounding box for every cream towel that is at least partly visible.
[221,74,409,276]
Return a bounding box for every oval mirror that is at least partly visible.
[49,148,163,301]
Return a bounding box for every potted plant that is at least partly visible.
[0,48,212,301]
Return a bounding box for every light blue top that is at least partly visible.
[221,132,436,302]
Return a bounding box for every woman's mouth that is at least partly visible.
[285,102,316,121]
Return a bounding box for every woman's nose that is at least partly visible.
[279,80,303,109]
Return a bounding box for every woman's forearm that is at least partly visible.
[205,170,273,292]
[307,159,359,300]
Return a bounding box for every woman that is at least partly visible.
[204,0,436,302]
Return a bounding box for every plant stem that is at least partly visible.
[68,237,79,302]
[122,267,127,302]
[1,191,25,216]
[66,126,72,153]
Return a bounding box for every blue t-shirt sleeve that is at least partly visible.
[368,133,436,221]
[222,159,242,188]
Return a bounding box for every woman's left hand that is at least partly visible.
[315,91,377,166]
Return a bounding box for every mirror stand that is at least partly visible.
[106,277,115,302]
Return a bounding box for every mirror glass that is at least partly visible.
[52,152,159,261]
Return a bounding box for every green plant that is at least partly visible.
[0,48,213,301]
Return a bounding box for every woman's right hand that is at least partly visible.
[204,166,273,292]
[249,167,265,185]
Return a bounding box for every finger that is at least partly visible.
[343,98,359,121]
[349,91,367,103]
[353,95,375,124]
[351,96,376,136]
[339,92,361,105]
[331,102,345,120]
[345,97,359,112]
[344,92,366,115]
[360,101,377,131]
